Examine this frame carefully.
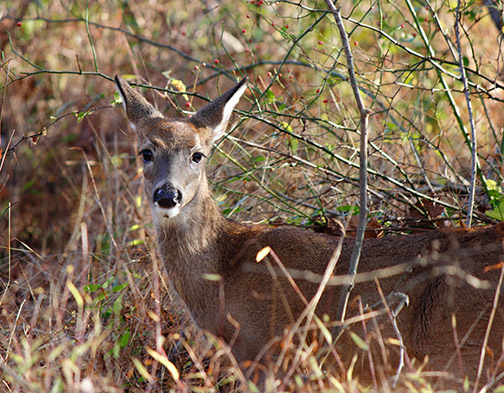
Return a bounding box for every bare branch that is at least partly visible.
[323,0,370,342]
[455,0,479,227]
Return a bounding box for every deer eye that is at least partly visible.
[139,149,153,163]
[191,152,205,164]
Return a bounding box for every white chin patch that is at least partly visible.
[154,205,180,219]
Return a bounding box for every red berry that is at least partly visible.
[323,99,328,103]
[202,63,207,67]
[214,59,220,64]
[194,65,199,70]
[17,21,22,27]
[267,71,272,77]
[272,22,275,26]
[242,29,246,33]
[285,24,289,29]
[300,96,304,99]
[400,24,404,29]
[353,41,358,46]
[318,40,323,45]
[246,14,250,18]
[316,89,320,93]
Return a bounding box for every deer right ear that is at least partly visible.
[190,77,248,143]
[114,75,164,131]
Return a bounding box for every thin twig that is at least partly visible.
[323,0,371,341]
[85,0,99,73]
[455,0,478,227]
[375,286,409,388]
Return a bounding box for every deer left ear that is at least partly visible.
[190,77,248,143]
[114,75,164,132]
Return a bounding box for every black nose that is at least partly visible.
[153,186,182,209]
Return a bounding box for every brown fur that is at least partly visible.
[115,75,504,386]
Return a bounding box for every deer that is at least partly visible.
[114,75,504,388]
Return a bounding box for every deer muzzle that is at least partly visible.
[153,186,182,210]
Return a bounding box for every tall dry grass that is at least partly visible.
[1,0,504,391]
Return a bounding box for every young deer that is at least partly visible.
[115,75,504,386]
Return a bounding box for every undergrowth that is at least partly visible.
[1,0,503,391]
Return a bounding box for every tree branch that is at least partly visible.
[323,0,371,342]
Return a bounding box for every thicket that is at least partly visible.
[1,0,503,391]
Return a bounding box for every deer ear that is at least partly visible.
[190,77,248,143]
[114,75,164,131]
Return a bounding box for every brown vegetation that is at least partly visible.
[1,1,504,392]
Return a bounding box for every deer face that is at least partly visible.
[135,120,210,219]
[114,75,247,221]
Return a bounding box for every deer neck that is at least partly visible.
[153,176,230,304]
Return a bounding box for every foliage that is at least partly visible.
[1,0,503,391]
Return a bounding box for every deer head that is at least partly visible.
[114,75,247,222]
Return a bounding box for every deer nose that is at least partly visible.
[153,186,182,209]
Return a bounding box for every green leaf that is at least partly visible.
[288,137,298,153]
[163,71,189,101]
[128,238,144,246]
[485,201,504,221]
[113,294,124,315]
[84,284,102,293]
[119,330,130,348]
[265,89,276,102]
[112,282,129,292]
[485,178,498,189]
[494,385,504,393]
[279,121,293,133]
[350,332,369,351]
[245,380,260,393]
[76,110,91,122]
[386,122,397,131]
[336,205,359,215]
[110,155,123,168]
[135,195,142,208]
[463,375,470,392]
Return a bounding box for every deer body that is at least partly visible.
[115,76,504,385]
